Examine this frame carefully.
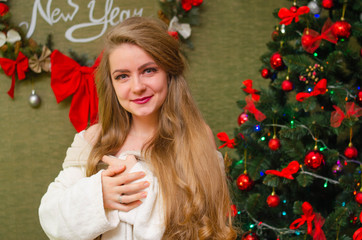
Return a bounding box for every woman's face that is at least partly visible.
[109,43,168,121]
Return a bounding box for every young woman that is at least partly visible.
[39,16,236,240]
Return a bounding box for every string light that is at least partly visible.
[308,88,312,92]
[282,211,287,216]
[314,14,320,18]
[283,200,287,204]
[261,137,266,141]
[295,231,301,235]
[313,52,318,57]
[330,90,334,94]
[290,120,295,128]
[260,171,264,176]
[235,159,244,165]
[324,180,328,188]
[342,202,346,206]
[254,125,261,131]
[250,224,255,229]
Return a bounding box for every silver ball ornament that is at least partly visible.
[308,0,321,14]
[29,90,41,108]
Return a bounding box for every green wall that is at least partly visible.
[0,0,286,239]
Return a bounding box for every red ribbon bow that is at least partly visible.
[265,160,300,179]
[330,102,362,128]
[244,95,266,122]
[278,6,310,25]
[242,79,260,102]
[50,50,101,132]
[296,78,327,102]
[0,51,28,98]
[290,201,315,235]
[353,211,362,240]
[216,132,236,149]
[302,18,337,54]
[181,0,203,11]
[312,213,326,240]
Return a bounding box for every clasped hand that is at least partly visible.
[101,155,149,212]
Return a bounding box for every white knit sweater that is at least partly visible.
[38,132,165,240]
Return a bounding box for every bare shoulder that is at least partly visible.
[204,123,217,149]
[84,123,101,146]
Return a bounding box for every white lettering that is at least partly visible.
[20,0,143,43]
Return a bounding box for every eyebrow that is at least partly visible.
[112,62,156,75]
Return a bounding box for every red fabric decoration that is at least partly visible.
[50,50,101,132]
[242,79,260,102]
[302,18,337,53]
[216,132,236,149]
[0,3,9,16]
[296,78,327,102]
[330,102,362,128]
[168,31,179,40]
[353,211,362,240]
[265,160,300,179]
[243,96,266,122]
[181,0,203,11]
[312,213,326,240]
[290,201,315,235]
[278,6,310,25]
[0,51,28,98]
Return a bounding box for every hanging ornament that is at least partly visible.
[344,144,358,159]
[268,137,281,151]
[304,144,325,169]
[355,192,362,205]
[28,89,41,108]
[238,112,249,126]
[321,0,334,9]
[356,90,362,106]
[271,26,280,41]
[236,172,254,191]
[242,232,259,240]
[261,68,271,79]
[331,160,343,175]
[267,189,280,207]
[332,20,351,39]
[270,52,285,70]
[281,76,294,92]
[307,0,321,14]
[299,64,324,85]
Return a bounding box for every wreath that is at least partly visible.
[0,0,203,131]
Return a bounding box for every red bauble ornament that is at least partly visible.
[268,137,281,151]
[322,0,334,9]
[304,150,325,169]
[344,146,358,159]
[356,90,362,106]
[281,80,294,92]
[237,112,249,126]
[270,52,285,70]
[236,173,254,191]
[290,5,299,13]
[271,30,279,41]
[242,233,258,240]
[261,68,271,78]
[301,33,314,49]
[332,20,351,39]
[355,192,362,204]
[267,193,280,207]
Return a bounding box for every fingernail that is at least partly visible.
[141,192,147,198]
[144,181,150,187]
[139,172,146,177]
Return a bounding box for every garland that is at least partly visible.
[0,0,203,131]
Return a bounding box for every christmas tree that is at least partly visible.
[218,0,362,239]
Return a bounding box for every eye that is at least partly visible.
[114,73,128,81]
[143,67,157,75]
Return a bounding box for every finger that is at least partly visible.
[102,165,126,177]
[102,155,120,166]
[114,171,146,184]
[125,154,138,162]
[118,191,148,204]
[117,200,143,212]
[116,180,150,194]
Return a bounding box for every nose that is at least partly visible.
[131,75,146,93]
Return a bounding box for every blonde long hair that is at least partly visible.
[87,17,236,239]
